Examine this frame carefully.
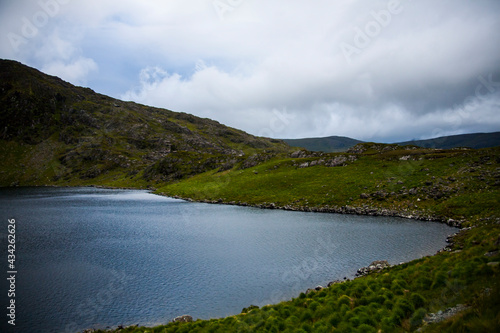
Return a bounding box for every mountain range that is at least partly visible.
[283,132,500,153]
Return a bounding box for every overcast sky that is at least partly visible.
[1,0,499,142]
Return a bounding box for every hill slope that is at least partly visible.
[0,59,290,186]
[283,135,362,152]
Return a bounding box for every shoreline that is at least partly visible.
[163,193,464,229]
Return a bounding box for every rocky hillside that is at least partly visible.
[0,59,290,186]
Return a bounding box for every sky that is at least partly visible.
[1,0,500,142]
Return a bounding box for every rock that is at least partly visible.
[173,315,193,323]
[487,261,499,267]
[327,280,342,287]
[356,260,390,277]
[305,288,315,295]
[325,156,347,167]
[290,150,307,158]
[315,285,323,291]
[360,193,370,199]
[484,250,499,257]
[422,304,469,326]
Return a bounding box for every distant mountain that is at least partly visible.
[0,59,289,186]
[283,136,363,153]
[283,132,500,153]
[396,132,500,150]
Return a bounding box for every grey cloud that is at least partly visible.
[1,0,499,142]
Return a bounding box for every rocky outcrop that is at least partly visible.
[355,260,390,277]
[419,304,469,328]
[305,285,324,295]
[172,315,193,323]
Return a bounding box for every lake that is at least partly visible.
[0,187,457,333]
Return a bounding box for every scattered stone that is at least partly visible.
[484,250,499,257]
[325,155,347,167]
[305,288,316,295]
[173,315,193,323]
[327,280,342,287]
[422,304,469,326]
[487,261,499,267]
[356,260,390,276]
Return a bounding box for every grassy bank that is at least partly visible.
[157,145,500,225]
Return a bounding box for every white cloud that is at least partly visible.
[42,57,98,85]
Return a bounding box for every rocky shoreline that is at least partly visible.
[167,194,464,228]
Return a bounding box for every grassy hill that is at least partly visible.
[397,132,500,150]
[282,132,500,153]
[283,136,362,152]
[0,59,290,187]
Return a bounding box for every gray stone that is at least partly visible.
[173,315,193,323]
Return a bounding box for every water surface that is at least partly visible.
[0,187,457,332]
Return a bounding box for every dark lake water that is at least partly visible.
[0,187,457,333]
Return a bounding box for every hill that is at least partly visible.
[0,59,290,186]
[397,132,500,149]
[283,135,362,152]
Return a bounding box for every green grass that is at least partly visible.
[157,147,500,223]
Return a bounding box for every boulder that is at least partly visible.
[173,315,193,323]
[356,260,390,277]
[327,280,342,287]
